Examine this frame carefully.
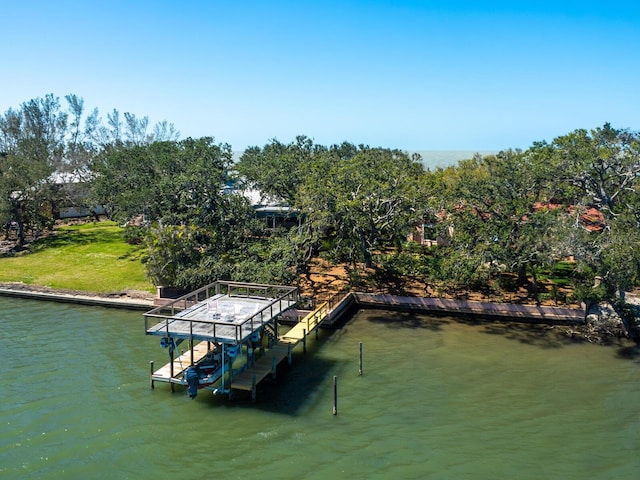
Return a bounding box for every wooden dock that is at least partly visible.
[230,302,331,400]
[280,302,329,344]
[353,293,585,324]
[151,341,213,385]
[231,343,293,398]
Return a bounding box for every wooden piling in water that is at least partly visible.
[169,346,175,392]
[303,328,307,354]
[359,342,363,376]
[251,374,257,402]
[271,356,277,381]
[333,375,338,415]
[150,361,154,389]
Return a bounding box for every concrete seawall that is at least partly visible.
[0,287,154,311]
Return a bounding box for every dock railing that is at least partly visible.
[144,281,299,344]
[326,288,351,312]
[301,301,329,331]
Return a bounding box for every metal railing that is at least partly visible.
[144,281,299,344]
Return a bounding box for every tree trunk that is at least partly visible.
[517,263,528,287]
[15,218,25,247]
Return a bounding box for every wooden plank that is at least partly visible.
[231,344,291,390]
[279,302,329,343]
[152,342,213,381]
[353,293,585,324]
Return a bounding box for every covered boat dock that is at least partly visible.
[144,281,299,398]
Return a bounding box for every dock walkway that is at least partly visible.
[231,343,293,398]
[280,302,329,344]
[230,301,333,400]
[354,293,585,324]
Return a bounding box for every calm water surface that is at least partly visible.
[1,299,638,479]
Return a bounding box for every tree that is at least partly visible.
[551,123,640,216]
[547,124,640,299]
[0,94,68,245]
[437,149,565,292]
[89,137,232,223]
[0,94,180,247]
[235,135,326,205]
[89,137,261,288]
[297,147,424,268]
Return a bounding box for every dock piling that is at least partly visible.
[150,361,154,389]
[303,329,307,354]
[169,346,175,392]
[333,375,338,415]
[358,342,363,376]
[271,356,277,381]
[251,374,257,402]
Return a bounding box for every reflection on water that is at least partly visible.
[1,299,638,479]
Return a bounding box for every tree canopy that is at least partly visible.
[3,93,640,308]
[430,124,640,301]
[0,94,179,245]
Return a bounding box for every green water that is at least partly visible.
[1,299,638,479]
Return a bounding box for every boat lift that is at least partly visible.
[144,281,298,398]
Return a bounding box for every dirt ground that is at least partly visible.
[296,257,578,307]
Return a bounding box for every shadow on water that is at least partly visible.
[616,344,640,365]
[191,332,342,415]
[478,321,588,348]
[243,356,339,415]
[360,308,639,351]
[364,309,453,331]
[191,358,340,415]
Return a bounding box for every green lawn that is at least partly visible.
[0,221,154,294]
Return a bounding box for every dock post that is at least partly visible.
[271,356,277,381]
[287,344,292,366]
[303,329,307,354]
[150,361,154,389]
[251,374,257,402]
[359,342,363,376]
[169,345,175,392]
[333,375,338,415]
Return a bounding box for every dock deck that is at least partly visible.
[279,302,329,344]
[229,302,332,399]
[353,293,585,324]
[231,343,293,392]
[151,341,212,385]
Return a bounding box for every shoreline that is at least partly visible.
[0,282,634,345]
[0,282,584,322]
[0,282,154,310]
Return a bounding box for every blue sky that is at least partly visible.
[1,1,638,151]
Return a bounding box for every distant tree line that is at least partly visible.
[0,94,179,246]
[2,94,640,306]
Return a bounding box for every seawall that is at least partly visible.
[0,285,586,324]
[324,292,585,326]
[0,286,154,311]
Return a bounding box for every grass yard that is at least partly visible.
[0,221,154,294]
